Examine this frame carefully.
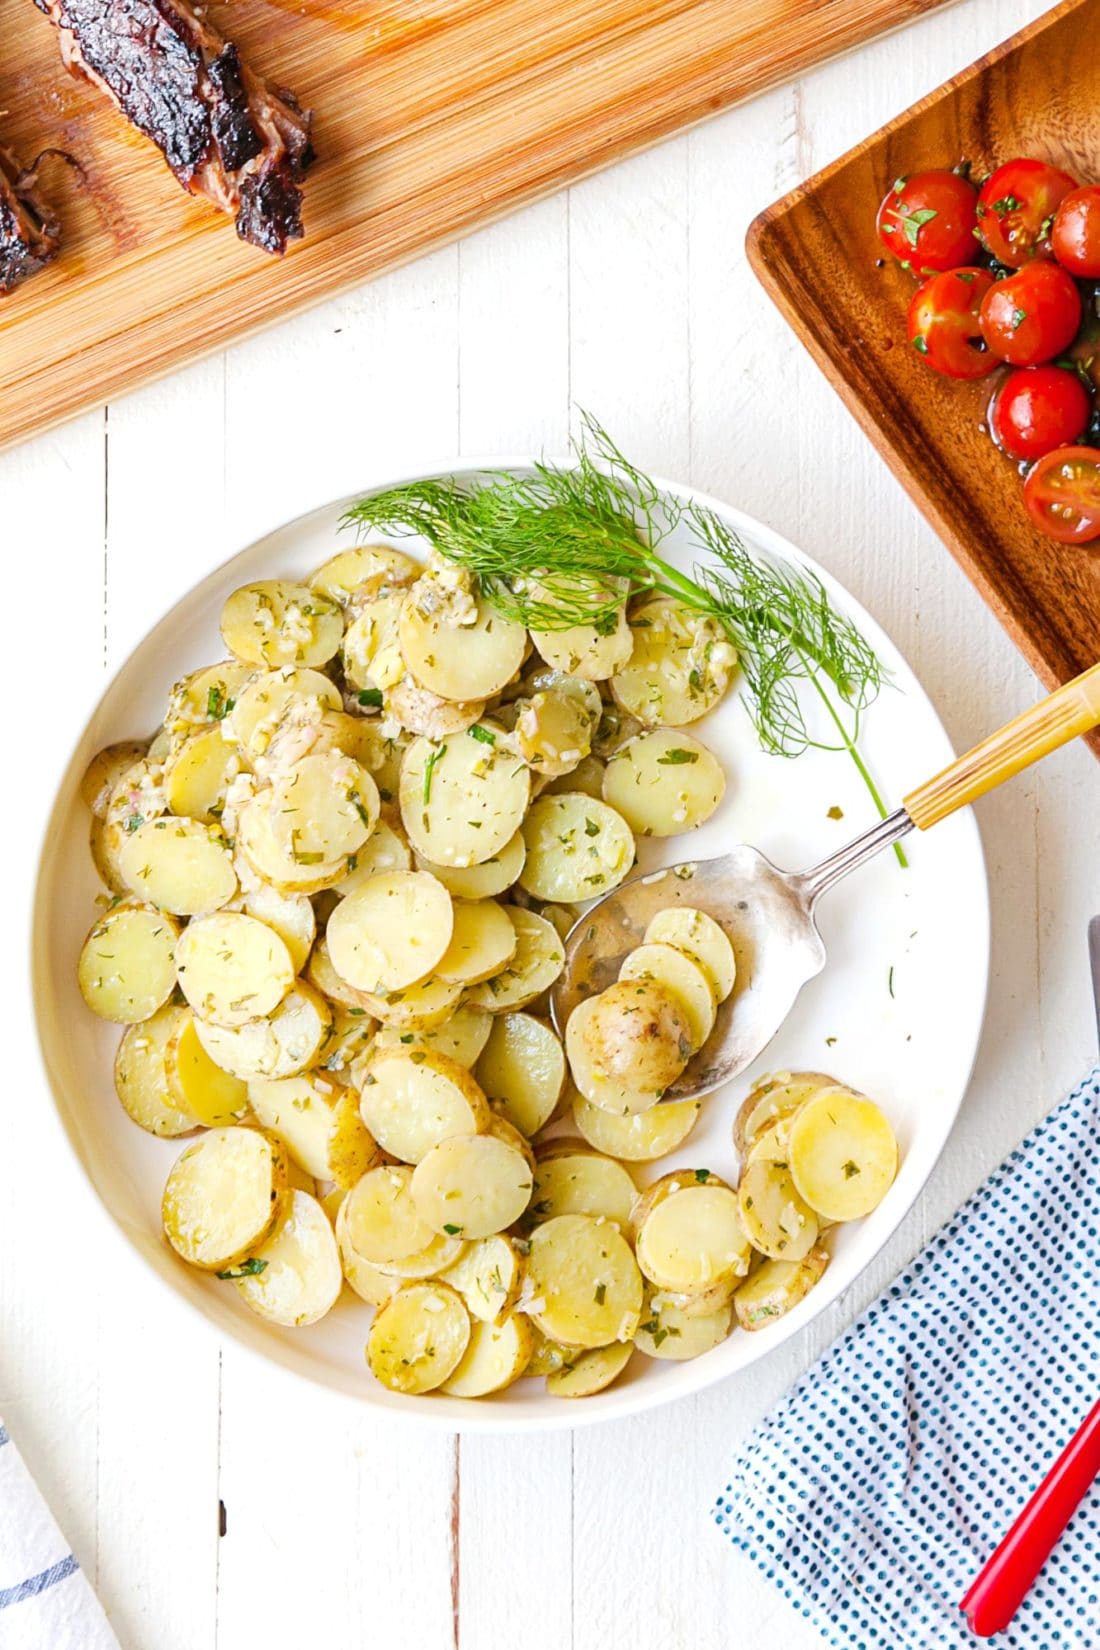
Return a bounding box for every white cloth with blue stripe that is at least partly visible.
[713,1065,1100,1650]
[0,1420,118,1649]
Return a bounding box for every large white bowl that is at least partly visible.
[32,464,989,1431]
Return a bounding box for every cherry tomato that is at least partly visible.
[908,268,997,379]
[1051,185,1100,278]
[1023,446,1100,544]
[990,367,1091,461]
[976,158,1077,267]
[979,262,1081,366]
[876,169,980,272]
[1059,303,1100,394]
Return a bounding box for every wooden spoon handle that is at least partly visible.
[905,661,1100,831]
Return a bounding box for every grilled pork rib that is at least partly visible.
[0,145,61,294]
[35,0,314,254]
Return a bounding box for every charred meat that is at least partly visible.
[35,0,314,254]
[0,145,61,294]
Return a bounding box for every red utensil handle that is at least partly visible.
[961,1398,1100,1637]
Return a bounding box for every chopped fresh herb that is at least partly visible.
[888,965,895,999]
[468,725,496,746]
[955,270,976,284]
[422,742,447,804]
[400,1033,414,1043]
[206,684,234,720]
[912,335,929,356]
[895,205,938,248]
[125,814,144,833]
[825,1035,837,1047]
[842,1160,861,1180]
[694,1168,711,1183]
[594,1283,607,1305]
[657,748,699,765]
[584,817,600,836]
[443,1223,464,1236]
[216,1258,268,1280]
[991,194,1021,216]
[1011,307,1028,331]
[357,687,383,708]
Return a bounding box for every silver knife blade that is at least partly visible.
[1090,917,1100,1052]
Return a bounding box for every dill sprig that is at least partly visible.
[342,413,901,858]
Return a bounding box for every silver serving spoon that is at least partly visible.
[551,660,1100,1102]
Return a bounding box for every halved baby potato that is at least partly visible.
[341,592,405,692]
[114,1004,197,1137]
[732,1070,836,1157]
[602,730,725,837]
[118,817,237,917]
[464,909,565,1013]
[633,1172,752,1293]
[530,605,633,681]
[436,900,517,986]
[530,1145,636,1227]
[618,942,716,1052]
[223,666,341,756]
[411,1133,534,1240]
[786,1087,898,1222]
[335,820,412,893]
[610,595,735,727]
[400,731,531,869]
[514,687,598,779]
[359,975,464,1032]
[237,791,350,894]
[164,728,240,823]
[564,997,663,1115]
[518,794,634,903]
[359,1049,490,1164]
[166,1012,249,1125]
[635,1293,732,1361]
[737,1156,819,1262]
[572,1090,701,1162]
[733,1247,830,1332]
[414,830,525,899]
[326,869,453,994]
[249,1072,381,1185]
[545,1340,634,1398]
[268,752,379,865]
[82,740,148,817]
[176,911,295,1027]
[524,1214,643,1349]
[374,1003,492,1069]
[234,1189,342,1328]
[162,1126,288,1271]
[79,903,178,1024]
[167,660,257,734]
[367,1282,471,1395]
[399,582,527,703]
[194,982,333,1081]
[241,885,315,974]
[475,1013,566,1137]
[336,1164,443,1269]
[438,1311,536,1397]
[644,906,736,1004]
[439,1235,526,1323]
[309,543,419,605]
[575,978,693,1095]
[221,580,343,670]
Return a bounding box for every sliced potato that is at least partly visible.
[341,592,406,692]
[436,900,516,986]
[545,1340,633,1398]
[248,1072,381,1184]
[162,1126,288,1271]
[411,1133,534,1239]
[367,1282,471,1394]
[336,1164,440,1267]
[414,830,525,899]
[237,790,350,894]
[399,573,527,702]
[602,730,725,837]
[737,1156,819,1262]
[464,908,565,1013]
[118,817,237,916]
[374,1003,492,1069]
[359,1050,490,1164]
[194,982,333,1080]
[611,594,736,727]
[731,1070,836,1157]
[439,1311,536,1397]
[400,731,531,869]
[439,1235,525,1323]
[644,906,736,1004]
[572,1090,701,1161]
[221,580,343,670]
[167,660,257,734]
[618,943,716,1052]
[787,1087,898,1221]
[524,1333,577,1378]
[78,904,178,1024]
[234,1189,342,1327]
[164,728,240,824]
[635,1294,732,1360]
[340,1246,402,1308]
[306,934,375,1010]
[545,754,605,800]
[514,689,596,779]
[326,869,453,993]
[166,1012,249,1125]
[317,1007,377,1079]
[241,885,315,974]
[335,819,412,894]
[475,1013,566,1137]
[347,722,407,805]
[176,911,294,1027]
[524,1214,643,1348]
[530,608,633,681]
[633,1173,752,1292]
[385,676,486,740]
[518,793,634,903]
[565,996,663,1115]
[224,667,342,756]
[309,543,419,605]
[114,1005,197,1136]
[530,1146,636,1227]
[268,752,379,865]
[360,975,464,1032]
[81,740,148,817]
[733,1247,829,1331]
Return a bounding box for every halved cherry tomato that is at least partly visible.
[990,367,1091,461]
[1051,185,1100,279]
[876,169,980,272]
[908,268,997,379]
[1023,446,1100,544]
[976,158,1077,268]
[979,262,1081,366]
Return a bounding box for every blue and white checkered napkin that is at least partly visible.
[0,1420,118,1650]
[713,1066,1100,1650]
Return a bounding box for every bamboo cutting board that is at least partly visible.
[0,0,958,450]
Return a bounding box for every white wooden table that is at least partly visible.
[4,0,1097,1644]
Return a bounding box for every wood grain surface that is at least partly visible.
[748,0,1100,741]
[0,0,961,454]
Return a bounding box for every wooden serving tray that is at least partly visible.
[0,0,958,453]
[748,0,1100,719]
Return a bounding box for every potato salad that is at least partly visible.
[77,536,897,1402]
